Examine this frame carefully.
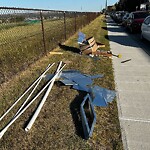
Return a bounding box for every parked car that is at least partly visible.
[112,11,127,23]
[141,15,150,41]
[126,11,149,33]
[122,12,129,26]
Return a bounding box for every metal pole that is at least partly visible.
[63,11,66,40]
[74,12,77,32]
[40,11,47,54]
[87,13,89,24]
[89,13,91,23]
[81,12,83,28]
[105,0,107,18]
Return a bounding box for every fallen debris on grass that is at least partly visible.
[78,36,105,55]
[0,62,66,139]
[78,32,121,59]
[0,65,116,140]
[25,61,64,132]
[80,94,96,140]
[49,51,63,55]
[89,86,116,107]
[45,69,116,139]
[0,63,55,122]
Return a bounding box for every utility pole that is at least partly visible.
[105,0,107,17]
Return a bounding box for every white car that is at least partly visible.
[141,15,150,41]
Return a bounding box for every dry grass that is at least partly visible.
[0,16,86,84]
[0,15,123,150]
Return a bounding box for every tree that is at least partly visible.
[116,0,148,12]
[10,16,25,23]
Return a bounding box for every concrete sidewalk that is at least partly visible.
[107,16,150,150]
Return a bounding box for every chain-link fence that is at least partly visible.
[0,7,100,84]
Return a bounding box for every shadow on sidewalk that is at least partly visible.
[102,25,126,33]
[105,19,140,48]
[105,35,140,48]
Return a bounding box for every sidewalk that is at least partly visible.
[107,16,150,150]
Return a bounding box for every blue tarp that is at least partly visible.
[78,32,86,43]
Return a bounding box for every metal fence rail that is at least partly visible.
[0,7,100,84]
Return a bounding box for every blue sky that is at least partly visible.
[0,0,119,12]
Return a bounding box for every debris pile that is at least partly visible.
[0,62,116,140]
[0,62,66,139]
[46,69,116,139]
[78,32,121,58]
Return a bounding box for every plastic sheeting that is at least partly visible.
[80,94,96,139]
[45,70,116,107]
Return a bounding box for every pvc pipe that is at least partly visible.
[25,61,63,132]
[0,63,55,121]
[15,63,54,116]
[0,63,66,139]
[15,76,43,116]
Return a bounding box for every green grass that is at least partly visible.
[0,22,29,31]
[0,15,123,150]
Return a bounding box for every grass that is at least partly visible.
[0,15,123,150]
[0,22,29,31]
[0,16,89,84]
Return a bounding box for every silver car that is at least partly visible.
[141,15,150,41]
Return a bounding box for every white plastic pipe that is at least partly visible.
[25,61,63,132]
[0,63,55,122]
[15,76,43,116]
[15,63,54,116]
[0,63,66,139]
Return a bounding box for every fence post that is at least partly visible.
[87,12,90,24]
[63,11,66,40]
[40,11,47,54]
[88,13,91,23]
[74,12,77,32]
[81,12,83,28]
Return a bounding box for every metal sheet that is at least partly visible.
[72,75,93,86]
[45,70,103,88]
[90,86,116,107]
[44,74,54,81]
[60,70,81,79]
[45,70,115,107]
[59,78,77,86]
[84,74,104,79]
[80,94,96,140]
[72,84,90,92]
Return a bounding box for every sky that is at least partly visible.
[0,0,119,12]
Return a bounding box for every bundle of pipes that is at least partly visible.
[0,61,66,139]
